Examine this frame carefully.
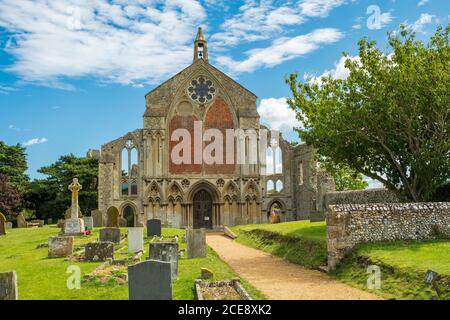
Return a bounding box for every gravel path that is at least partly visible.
[206,234,381,300]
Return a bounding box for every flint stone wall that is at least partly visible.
[323,188,401,212]
[327,202,450,270]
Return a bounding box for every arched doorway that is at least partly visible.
[122,205,135,227]
[193,189,213,229]
[268,201,283,224]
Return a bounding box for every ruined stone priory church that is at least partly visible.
[95,28,320,229]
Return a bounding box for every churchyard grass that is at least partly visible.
[232,221,450,299]
[0,226,265,300]
[231,221,328,268]
[331,240,450,300]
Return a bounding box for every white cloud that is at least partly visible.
[0,84,16,94]
[22,137,48,146]
[257,97,302,131]
[217,28,344,74]
[379,12,395,28]
[299,0,345,18]
[0,0,206,87]
[305,55,359,85]
[418,0,429,7]
[409,13,435,33]
[211,0,306,47]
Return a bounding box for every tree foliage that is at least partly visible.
[0,141,29,192]
[318,158,368,191]
[0,174,22,216]
[287,25,450,201]
[25,154,99,220]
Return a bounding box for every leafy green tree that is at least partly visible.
[25,154,98,220]
[319,158,368,191]
[0,174,22,216]
[0,141,29,192]
[287,25,450,202]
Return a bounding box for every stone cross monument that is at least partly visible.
[64,178,85,235]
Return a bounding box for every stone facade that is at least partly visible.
[95,28,318,229]
[327,202,450,269]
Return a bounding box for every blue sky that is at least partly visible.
[0,0,448,180]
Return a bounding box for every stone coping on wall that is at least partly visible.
[328,202,450,212]
[326,202,450,270]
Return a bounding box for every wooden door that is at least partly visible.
[193,190,213,229]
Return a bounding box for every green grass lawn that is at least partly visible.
[0,226,265,300]
[231,221,328,268]
[232,220,450,300]
[332,240,450,300]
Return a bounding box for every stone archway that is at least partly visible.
[122,205,135,227]
[106,206,120,227]
[193,189,213,229]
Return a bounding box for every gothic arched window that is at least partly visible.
[275,147,283,174]
[267,180,275,194]
[121,139,139,197]
[276,180,284,192]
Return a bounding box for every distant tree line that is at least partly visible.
[0,140,98,222]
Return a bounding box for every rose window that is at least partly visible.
[187,76,216,104]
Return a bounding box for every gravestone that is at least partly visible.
[186,228,207,258]
[83,216,94,231]
[128,260,172,300]
[5,222,13,230]
[106,209,119,227]
[0,212,6,236]
[120,217,127,227]
[128,227,144,253]
[201,268,214,280]
[91,210,103,227]
[85,242,114,262]
[0,271,18,300]
[149,242,179,280]
[48,236,73,257]
[64,178,85,235]
[147,219,161,237]
[65,207,81,219]
[99,227,121,244]
[57,219,65,229]
[47,218,53,225]
[16,213,28,228]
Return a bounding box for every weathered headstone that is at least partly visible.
[0,271,18,300]
[128,227,144,253]
[47,218,53,225]
[48,236,73,257]
[5,222,13,230]
[149,242,179,280]
[0,212,6,236]
[83,216,94,231]
[186,228,207,259]
[224,226,237,239]
[16,213,28,228]
[99,227,121,244]
[201,268,214,280]
[64,178,85,235]
[106,208,119,227]
[91,210,103,227]
[85,242,114,262]
[31,220,44,227]
[147,219,161,237]
[128,260,172,300]
[57,219,65,229]
[65,207,81,219]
